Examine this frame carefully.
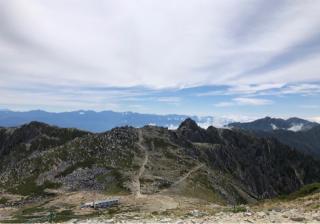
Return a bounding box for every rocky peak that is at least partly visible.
[178,118,199,131]
[177,118,213,143]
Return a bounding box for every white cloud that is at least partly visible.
[310,116,320,123]
[227,83,285,95]
[157,97,181,103]
[271,123,278,130]
[215,97,273,107]
[234,97,273,106]
[281,84,320,95]
[1,0,320,113]
[1,0,320,90]
[199,83,320,97]
[214,102,234,107]
[288,124,304,132]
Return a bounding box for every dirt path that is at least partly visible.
[131,130,149,197]
[171,164,204,187]
[159,164,204,194]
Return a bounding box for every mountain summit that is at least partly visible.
[178,118,200,130]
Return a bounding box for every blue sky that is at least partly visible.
[0,0,320,121]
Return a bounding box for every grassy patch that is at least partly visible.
[2,203,49,223]
[153,138,170,149]
[162,148,178,160]
[3,207,101,223]
[50,209,74,222]
[172,171,225,204]
[0,197,8,204]
[278,183,320,201]
[99,170,129,195]
[20,206,47,215]
[8,177,61,196]
[230,205,247,213]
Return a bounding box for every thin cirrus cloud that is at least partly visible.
[0,0,319,115]
[214,97,273,107]
[157,97,181,103]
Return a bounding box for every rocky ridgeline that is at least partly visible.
[0,119,320,204]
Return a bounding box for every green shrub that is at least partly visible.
[8,177,61,196]
[231,205,247,213]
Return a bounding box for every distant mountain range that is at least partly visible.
[227,117,320,157]
[0,110,233,132]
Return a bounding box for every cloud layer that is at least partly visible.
[0,0,319,117]
[1,0,320,89]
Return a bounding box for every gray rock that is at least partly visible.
[313,216,320,221]
[189,210,207,218]
[160,218,172,223]
[273,207,282,212]
[256,212,266,218]
[244,212,253,217]
[290,217,306,222]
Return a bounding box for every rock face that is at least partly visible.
[255,125,320,158]
[0,119,320,204]
[175,122,320,200]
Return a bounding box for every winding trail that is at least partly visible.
[160,164,204,194]
[131,130,204,196]
[171,164,204,187]
[132,129,149,197]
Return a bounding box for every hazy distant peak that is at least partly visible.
[227,116,318,132]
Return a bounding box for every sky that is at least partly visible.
[0,0,320,121]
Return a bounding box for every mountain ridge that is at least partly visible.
[1,119,319,205]
[227,117,320,157]
[227,116,318,132]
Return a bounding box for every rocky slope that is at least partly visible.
[0,121,88,157]
[0,119,320,205]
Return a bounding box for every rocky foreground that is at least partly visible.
[1,189,319,223]
[80,209,320,224]
[74,192,320,223]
